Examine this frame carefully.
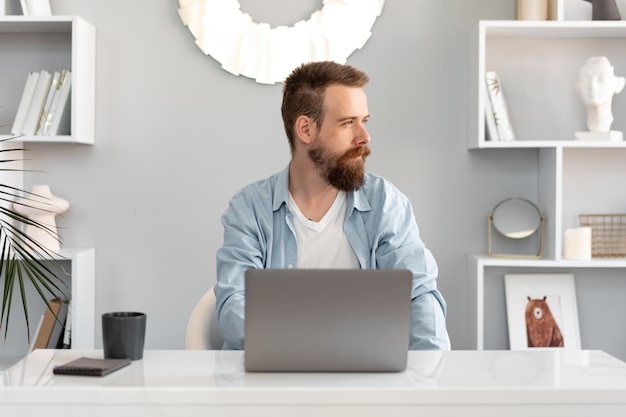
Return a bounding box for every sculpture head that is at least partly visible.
[576,56,625,107]
[576,56,625,132]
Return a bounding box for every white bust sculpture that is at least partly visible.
[12,185,69,252]
[575,56,625,133]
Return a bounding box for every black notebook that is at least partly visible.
[53,357,131,376]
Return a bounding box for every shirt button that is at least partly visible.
[287,264,294,269]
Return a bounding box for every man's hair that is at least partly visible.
[281,61,369,154]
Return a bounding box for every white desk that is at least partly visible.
[2,349,626,416]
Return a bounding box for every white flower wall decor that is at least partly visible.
[177,0,385,84]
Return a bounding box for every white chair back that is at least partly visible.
[185,286,224,349]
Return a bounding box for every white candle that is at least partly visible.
[563,227,592,260]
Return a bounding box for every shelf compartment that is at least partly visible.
[0,16,95,144]
[469,20,626,149]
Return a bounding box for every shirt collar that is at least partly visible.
[272,164,291,211]
[273,163,372,213]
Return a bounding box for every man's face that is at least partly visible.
[307,85,371,191]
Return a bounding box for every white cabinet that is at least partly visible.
[0,16,95,144]
[468,17,626,360]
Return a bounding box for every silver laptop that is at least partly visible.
[244,269,412,372]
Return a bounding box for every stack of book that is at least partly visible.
[11,69,72,137]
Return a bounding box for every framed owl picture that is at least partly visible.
[504,274,581,350]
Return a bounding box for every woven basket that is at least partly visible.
[579,214,626,258]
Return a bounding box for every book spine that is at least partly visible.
[11,71,40,135]
[36,71,61,135]
[485,71,516,142]
[47,299,69,349]
[22,69,52,136]
[42,69,71,136]
[484,80,499,142]
[32,298,62,349]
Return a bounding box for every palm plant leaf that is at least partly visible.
[0,137,69,343]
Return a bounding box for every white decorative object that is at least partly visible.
[177,0,385,84]
[563,227,592,260]
[12,185,69,252]
[574,130,623,141]
[564,0,593,20]
[575,56,625,140]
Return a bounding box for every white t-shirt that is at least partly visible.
[287,191,360,269]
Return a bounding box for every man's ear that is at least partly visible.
[295,115,314,145]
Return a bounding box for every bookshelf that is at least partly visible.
[0,15,95,144]
[0,14,97,361]
[467,9,626,361]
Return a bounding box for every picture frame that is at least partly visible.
[504,273,581,350]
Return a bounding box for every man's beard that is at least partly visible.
[308,142,371,191]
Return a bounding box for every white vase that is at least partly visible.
[518,0,549,20]
[12,185,70,252]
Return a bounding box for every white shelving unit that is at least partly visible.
[467,12,626,360]
[0,15,96,361]
[0,16,95,144]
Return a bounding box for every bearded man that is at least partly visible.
[215,61,450,351]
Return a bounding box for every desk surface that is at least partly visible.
[2,349,626,416]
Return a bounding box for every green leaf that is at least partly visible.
[0,136,68,344]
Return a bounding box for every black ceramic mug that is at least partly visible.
[102,311,147,361]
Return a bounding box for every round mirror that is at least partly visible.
[491,198,541,239]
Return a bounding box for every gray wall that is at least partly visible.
[20,0,522,350]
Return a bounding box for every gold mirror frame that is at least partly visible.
[487,197,546,259]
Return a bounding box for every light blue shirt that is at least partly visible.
[215,164,450,350]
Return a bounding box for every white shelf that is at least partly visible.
[470,140,626,149]
[471,254,626,269]
[480,19,626,37]
[0,15,78,29]
[0,134,80,143]
[467,17,626,360]
[0,16,95,145]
